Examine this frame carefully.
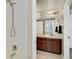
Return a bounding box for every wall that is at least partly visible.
[28,0,36,59]
[6,0,29,59]
[64,0,72,59]
[37,21,43,34]
[36,0,66,12]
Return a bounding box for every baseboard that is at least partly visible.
[61,54,64,59]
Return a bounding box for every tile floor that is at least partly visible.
[37,50,62,59]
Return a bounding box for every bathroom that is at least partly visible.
[36,0,65,59]
[6,0,72,59]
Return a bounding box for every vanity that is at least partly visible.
[37,35,62,54]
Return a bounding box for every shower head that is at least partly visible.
[8,0,16,5]
[7,0,16,37]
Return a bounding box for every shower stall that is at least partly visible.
[6,0,33,59]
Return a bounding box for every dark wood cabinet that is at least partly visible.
[37,37,62,54]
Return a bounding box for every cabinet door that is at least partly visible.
[37,37,46,50]
[45,38,61,54]
[46,40,58,52]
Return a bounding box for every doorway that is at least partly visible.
[36,0,66,59]
[31,0,72,59]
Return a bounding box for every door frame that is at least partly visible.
[31,0,36,59]
[64,0,72,59]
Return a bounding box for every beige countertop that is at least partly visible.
[37,34,63,39]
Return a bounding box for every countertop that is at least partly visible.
[37,34,63,39]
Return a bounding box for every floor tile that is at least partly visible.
[37,50,62,59]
